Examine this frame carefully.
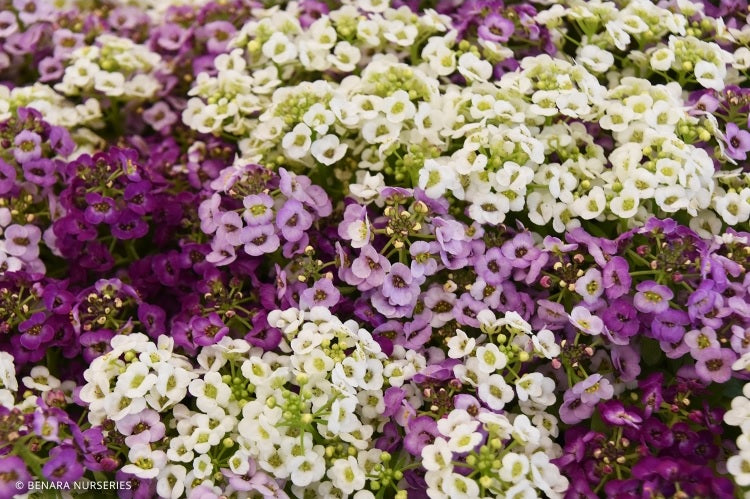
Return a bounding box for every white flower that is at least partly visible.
[578,45,614,73]
[448,424,483,453]
[694,60,726,90]
[122,444,167,480]
[22,366,61,392]
[478,374,514,410]
[457,52,492,82]
[383,89,416,123]
[281,123,313,159]
[610,188,640,219]
[650,47,675,71]
[94,71,126,96]
[0,352,17,392]
[327,456,366,495]
[419,158,458,199]
[310,135,348,166]
[289,445,326,486]
[422,437,452,471]
[499,452,530,484]
[193,454,213,479]
[188,372,231,412]
[572,186,606,220]
[303,103,335,135]
[475,344,508,373]
[447,329,476,359]
[442,472,479,499]
[328,41,361,72]
[262,32,298,64]
[515,373,546,402]
[532,329,560,359]
[156,465,187,499]
[727,451,750,486]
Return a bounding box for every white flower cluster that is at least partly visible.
[55,34,162,100]
[0,351,17,407]
[541,0,736,90]
[725,356,750,495]
[183,1,747,232]
[435,310,567,498]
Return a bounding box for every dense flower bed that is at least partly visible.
[2,0,750,498]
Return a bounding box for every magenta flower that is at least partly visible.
[111,211,149,240]
[84,193,119,225]
[633,281,673,314]
[191,312,229,346]
[599,400,642,428]
[403,416,440,456]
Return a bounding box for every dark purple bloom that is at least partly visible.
[633,280,673,314]
[84,193,119,225]
[124,181,155,215]
[599,400,642,428]
[600,298,638,341]
[602,256,631,299]
[19,312,54,350]
[403,416,440,456]
[80,330,115,363]
[111,211,149,240]
[725,122,750,160]
[138,303,166,338]
[641,418,673,449]
[191,312,229,346]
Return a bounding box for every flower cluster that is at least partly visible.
[3,0,750,498]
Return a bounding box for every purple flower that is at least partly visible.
[475,247,511,286]
[215,211,245,247]
[80,330,115,363]
[641,418,673,449]
[409,240,437,278]
[351,244,391,291]
[477,13,515,43]
[694,347,737,383]
[84,193,119,225]
[299,279,341,309]
[382,263,421,307]
[725,122,750,160]
[633,280,673,314]
[242,193,274,226]
[600,298,638,341]
[19,312,54,350]
[571,374,614,405]
[500,232,541,269]
[611,345,641,382]
[242,224,280,256]
[651,309,689,343]
[4,223,41,259]
[142,102,177,131]
[116,409,166,447]
[276,199,313,243]
[559,391,595,425]
[403,416,440,456]
[0,11,18,38]
[138,303,166,338]
[191,313,229,346]
[0,159,17,195]
[124,181,155,215]
[32,412,60,442]
[684,327,720,353]
[599,400,642,428]
[0,456,31,497]
[602,256,631,299]
[42,446,83,483]
[111,210,149,240]
[13,130,42,164]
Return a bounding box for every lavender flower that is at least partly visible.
[633,281,673,314]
